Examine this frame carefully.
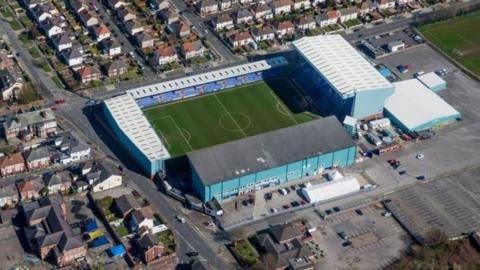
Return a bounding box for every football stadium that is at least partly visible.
[103,35,460,202]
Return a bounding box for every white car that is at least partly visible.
[416,153,425,160]
[176,215,186,223]
[382,212,392,217]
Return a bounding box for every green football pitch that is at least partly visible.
[143,78,318,157]
[419,9,480,76]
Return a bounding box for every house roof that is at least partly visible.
[182,40,203,53]
[108,59,127,72]
[23,147,50,162]
[340,6,357,15]
[125,20,143,31]
[64,46,83,59]
[16,177,44,193]
[43,171,71,187]
[0,153,25,168]
[255,25,274,36]
[53,31,72,45]
[137,233,162,250]
[251,3,270,13]
[115,194,140,215]
[231,31,252,42]
[117,7,136,19]
[236,9,252,19]
[94,24,111,36]
[272,0,292,7]
[327,10,338,19]
[276,20,294,30]
[134,32,153,43]
[215,14,232,24]
[200,0,217,8]
[0,184,17,198]
[188,116,355,186]
[156,46,176,57]
[297,15,314,25]
[270,223,304,243]
[78,65,101,78]
[0,69,15,92]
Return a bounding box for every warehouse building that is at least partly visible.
[188,116,357,202]
[103,94,170,176]
[292,35,394,120]
[384,79,461,132]
[416,72,447,92]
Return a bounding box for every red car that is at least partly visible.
[51,107,58,111]
[300,200,306,205]
[387,159,397,164]
[55,98,65,104]
[282,204,290,209]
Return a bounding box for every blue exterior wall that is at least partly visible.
[103,105,165,176]
[294,53,394,120]
[352,87,394,119]
[192,145,357,202]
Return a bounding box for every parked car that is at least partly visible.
[398,170,407,175]
[416,175,426,180]
[300,200,306,205]
[325,209,333,215]
[338,231,348,240]
[291,201,300,207]
[416,153,424,160]
[382,212,393,217]
[333,206,341,212]
[264,193,272,200]
[282,204,290,209]
[270,208,278,213]
[279,189,288,195]
[355,209,363,215]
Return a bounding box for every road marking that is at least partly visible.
[213,94,248,137]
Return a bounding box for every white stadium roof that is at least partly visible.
[385,79,460,131]
[126,57,288,99]
[104,94,170,161]
[293,35,392,97]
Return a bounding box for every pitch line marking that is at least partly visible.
[218,112,252,132]
[162,115,194,151]
[213,94,248,138]
[268,90,298,125]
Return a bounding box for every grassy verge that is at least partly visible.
[9,20,22,31]
[28,47,41,58]
[157,230,176,254]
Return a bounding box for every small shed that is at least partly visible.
[84,219,98,232]
[343,116,357,136]
[89,235,109,248]
[387,40,405,52]
[108,245,126,257]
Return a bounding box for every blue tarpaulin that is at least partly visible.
[89,235,109,248]
[379,67,392,78]
[84,219,98,232]
[108,245,126,257]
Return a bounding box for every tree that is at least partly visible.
[424,227,448,248]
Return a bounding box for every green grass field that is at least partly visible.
[419,9,480,76]
[143,78,318,157]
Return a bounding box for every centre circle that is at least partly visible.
[219,112,251,132]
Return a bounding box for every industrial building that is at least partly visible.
[292,35,394,120]
[301,176,360,203]
[188,116,357,202]
[416,72,447,92]
[384,79,461,132]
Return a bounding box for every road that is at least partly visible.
[166,0,237,63]
[1,16,232,269]
[91,0,154,76]
[0,19,58,100]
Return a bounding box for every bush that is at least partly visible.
[230,239,258,266]
[115,225,128,237]
[28,47,41,59]
[158,230,176,254]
